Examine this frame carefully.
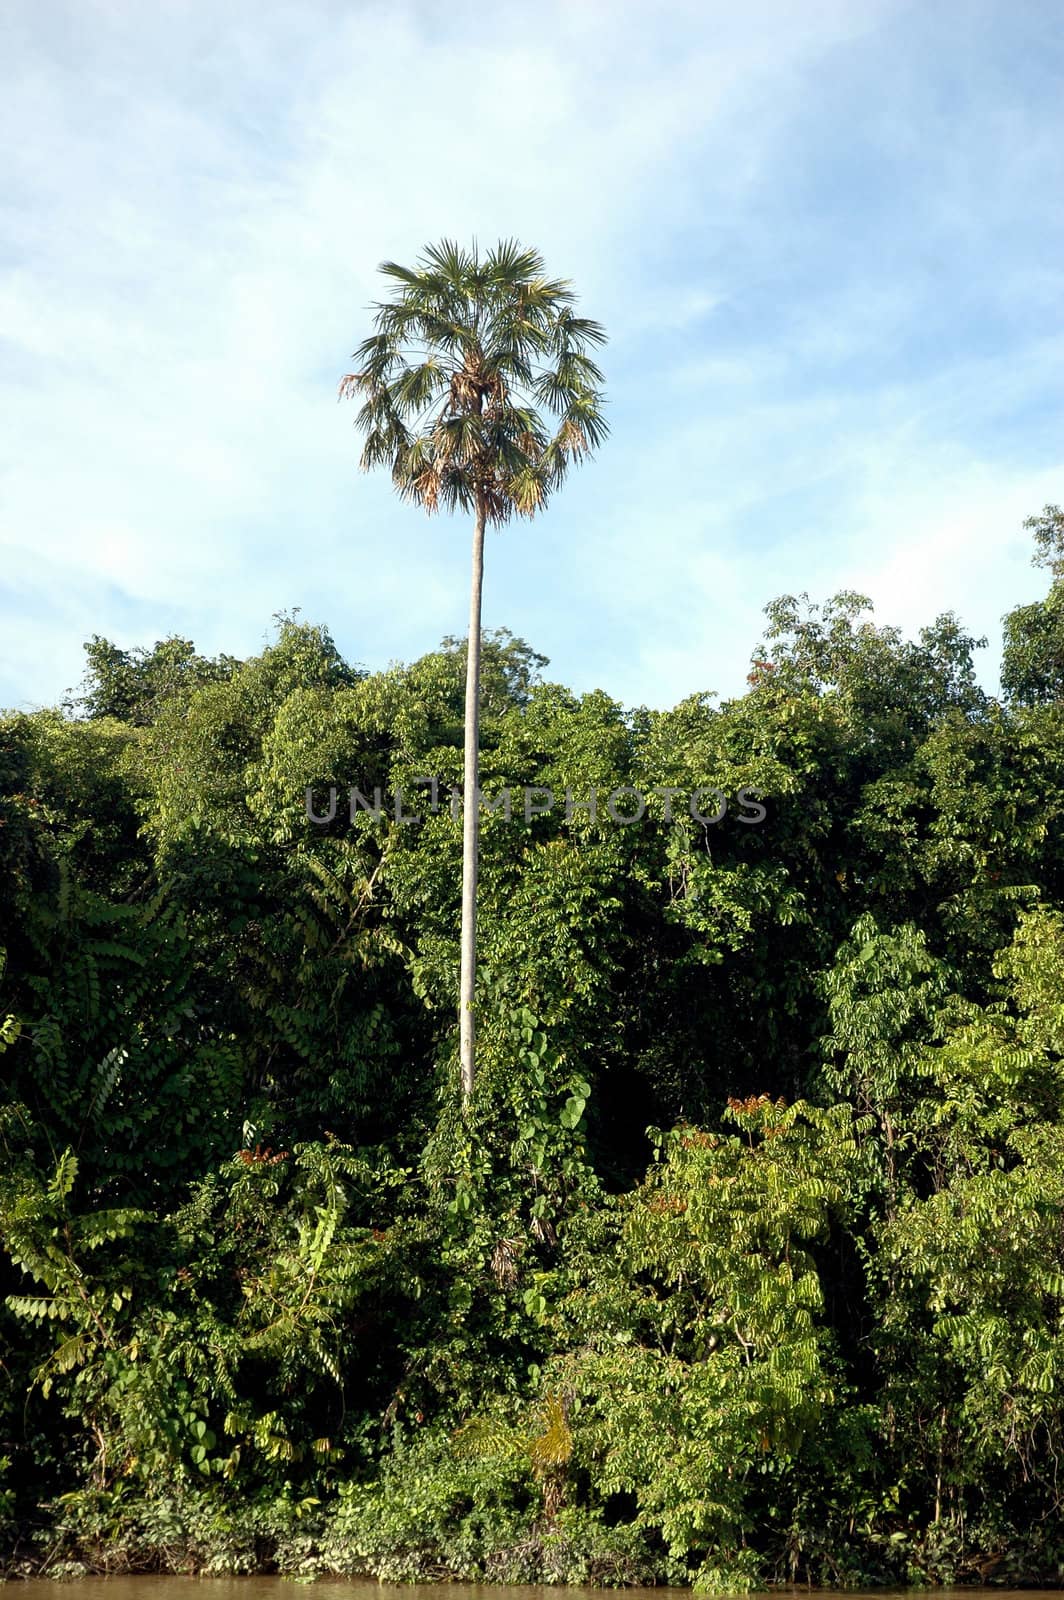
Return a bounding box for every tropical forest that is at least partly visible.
[3,242,1064,1591]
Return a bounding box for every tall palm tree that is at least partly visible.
[341,239,607,1103]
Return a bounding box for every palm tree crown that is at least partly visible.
[340,239,608,523]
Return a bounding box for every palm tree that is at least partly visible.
[341,239,607,1103]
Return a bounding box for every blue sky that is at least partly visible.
[2,0,1062,713]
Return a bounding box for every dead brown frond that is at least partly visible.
[560,419,588,455]
[337,372,365,401]
[530,1213,557,1246]
[413,465,442,512]
[490,1235,523,1287]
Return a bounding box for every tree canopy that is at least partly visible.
[2,513,1064,1585]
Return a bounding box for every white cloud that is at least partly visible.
[1,0,1061,715]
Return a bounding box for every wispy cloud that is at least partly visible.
[1,0,1061,713]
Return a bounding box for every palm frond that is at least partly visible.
[421,238,476,287]
[389,359,447,416]
[377,260,425,289]
[553,311,608,349]
[487,238,545,283]
[342,239,607,523]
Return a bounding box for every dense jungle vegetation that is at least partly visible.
[3,509,1064,1588]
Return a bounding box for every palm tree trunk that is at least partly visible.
[459,498,486,1102]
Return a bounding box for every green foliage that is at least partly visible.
[1002,505,1064,704]
[317,1425,653,1584]
[74,633,241,725]
[0,866,242,1199]
[6,505,1064,1582]
[529,1099,866,1586]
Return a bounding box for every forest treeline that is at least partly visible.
[2,509,1064,1587]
